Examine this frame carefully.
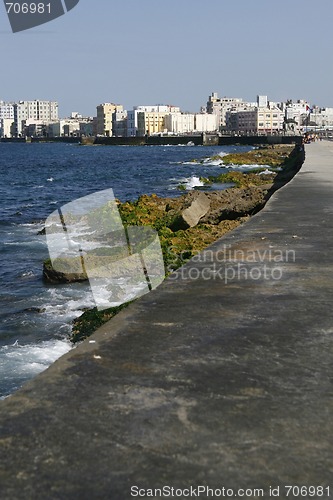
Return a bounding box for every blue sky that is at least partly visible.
[1,0,332,117]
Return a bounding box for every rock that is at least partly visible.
[170,192,210,231]
[201,186,270,224]
[43,259,88,284]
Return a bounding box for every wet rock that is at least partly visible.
[43,259,88,284]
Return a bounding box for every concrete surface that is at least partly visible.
[0,141,333,499]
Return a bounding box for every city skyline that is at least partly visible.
[0,0,332,116]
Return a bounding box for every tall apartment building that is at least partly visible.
[0,101,15,120]
[96,103,123,136]
[0,101,15,137]
[13,100,58,136]
[112,109,127,137]
[206,92,247,129]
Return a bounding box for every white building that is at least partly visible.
[0,101,15,120]
[195,113,219,133]
[0,101,15,137]
[14,100,58,136]
[257,95,268,108]
[0,118,13,138]
[283,99,309,130]
[308,107,333,128]
[164,113,195,134]
[47,119,79,137]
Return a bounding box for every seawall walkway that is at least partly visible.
[0,141,333,499]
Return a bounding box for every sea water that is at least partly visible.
[0,142,255,398]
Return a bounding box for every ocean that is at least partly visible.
[0,142,254,398]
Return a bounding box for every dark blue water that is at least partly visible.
[0,142,253,397]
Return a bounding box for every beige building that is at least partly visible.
[96,103,123,136]
[228,106,284,134]
[137,111,167,136]
[206,92,248,129]
[130,105,180,137]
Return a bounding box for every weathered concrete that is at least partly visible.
[0,141,333,499]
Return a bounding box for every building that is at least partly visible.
[227,108,257,134]
[128,105,180,136]
[0,101,15,137]
[194,113,219,133]
[307,107,333,128]
[96,103,123,136]
[0,118,13,138]
[79,120,94,137]
[0,101,15,120]
[257,95,268,108]
[137,111,167,136]
[206,92,248,130]
[134,105,180,136]
[164,113,195,134]
[228,105,284,135]
[26,120,48,137]
[112,109,127,137]
[13,100,58,136]
[283,99,309,131]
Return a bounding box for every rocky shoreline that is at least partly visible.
[42,144,304,342]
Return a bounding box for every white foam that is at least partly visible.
[0,339,72,380]
[184,176,205,189]
[259,168,275,175]
[202,159,223,166]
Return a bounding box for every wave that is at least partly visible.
[0,338,72,398]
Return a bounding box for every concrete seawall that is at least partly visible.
[20,134,302,146]
[0,141,332,499]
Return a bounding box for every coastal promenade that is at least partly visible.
[0,141,333,499]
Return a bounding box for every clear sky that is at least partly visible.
[1,0,332,117]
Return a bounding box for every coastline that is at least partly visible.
[42,144,304,342]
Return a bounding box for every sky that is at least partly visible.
[0,0,332,117]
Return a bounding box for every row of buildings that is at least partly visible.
[1,93,333,138]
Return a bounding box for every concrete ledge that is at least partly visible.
[0,142,333,499]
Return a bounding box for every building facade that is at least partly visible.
[227,106,284,135]
[128,105,180,136]
[206,92,247,129]
[96,103,123,136]
[164,113,195,134]
[13,100,58,136]
[0,118,13,138]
